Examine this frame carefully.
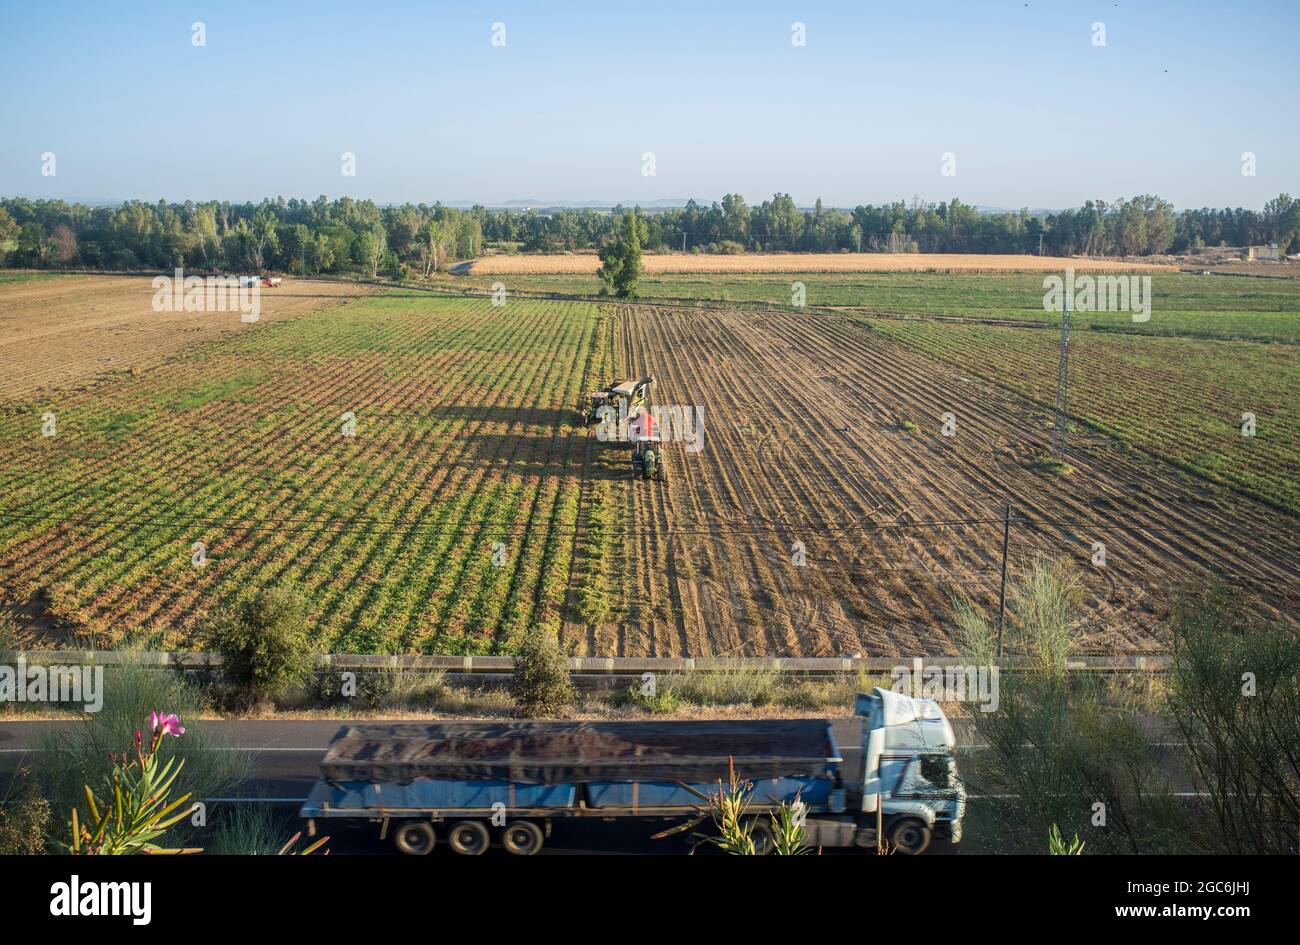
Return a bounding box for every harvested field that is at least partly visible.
[2,276,1294,658]
[579,303,1300,657]
[467,252,1175,276]
[0,276,371,400]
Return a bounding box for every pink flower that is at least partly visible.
[150,711,186,737]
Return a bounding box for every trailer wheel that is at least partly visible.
[888,818,932,855]
[447,820,491,856]
[501,821,545,856]
[393,820,436,856]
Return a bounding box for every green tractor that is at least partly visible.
[630,408,665,483]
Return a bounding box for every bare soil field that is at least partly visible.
[468,253,1175,276]
[3,277,1292,658]
[0,276,371,401]
[578,303,1300,657]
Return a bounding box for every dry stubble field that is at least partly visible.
[603,304,1298,656]
[0,275,1294,656]
[467,252,1175,276]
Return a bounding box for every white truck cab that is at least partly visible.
[855,687,966,853]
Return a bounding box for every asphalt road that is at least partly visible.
[0,717,872,856]
[0,714,1187,855]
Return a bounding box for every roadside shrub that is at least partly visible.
[61,712,196,855]
[205,584,315,705]
[510,627,573,718]
[337,668,449,710]
[0,767,50,855]
[204,802,285,856]
[614,682,682,714]
[665,667,778,707]
[1166,584,1300,855]
[36,659,247,848]
[950,555,1186,854]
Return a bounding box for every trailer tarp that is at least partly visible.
[319,719,839,784]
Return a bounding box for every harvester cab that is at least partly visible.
[583,389,612,426]
[585,375,655,438]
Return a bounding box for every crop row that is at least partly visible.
[0,294,605,653]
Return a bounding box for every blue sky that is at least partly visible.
[1,0,1295,209]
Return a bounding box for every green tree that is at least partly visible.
[204,584,316,705]
[509,626,573,718]
[597,209,646,298]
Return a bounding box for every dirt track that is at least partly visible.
[0,276,370,401]
[591,304,1300,657]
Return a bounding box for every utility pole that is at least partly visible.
[1038,232,1043,256]
[996,503,1012,657]
[682,232,686,253]
[1050,295,1071,459]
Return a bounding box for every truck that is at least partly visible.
[298,687,965,856]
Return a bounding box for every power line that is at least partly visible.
[0,506,1294,540]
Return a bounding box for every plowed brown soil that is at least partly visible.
[580,303,1299,657]
[0,276,371,401]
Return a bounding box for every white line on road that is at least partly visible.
[0,746,324,753]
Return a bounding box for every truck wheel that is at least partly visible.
[393,820,436,856]
[447,820,491,856]
[501,821,545,856]
[888,818,932,855]
[749,820,775,854]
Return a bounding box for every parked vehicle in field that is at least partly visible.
[299,687,964,855]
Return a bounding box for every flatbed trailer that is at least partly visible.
[300,689,964,855]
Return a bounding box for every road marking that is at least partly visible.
[0,746,324,753]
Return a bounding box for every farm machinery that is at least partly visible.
[582,375,654,433]
[630,408,665,483]
[582,375,665,482]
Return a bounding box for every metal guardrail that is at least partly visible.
[0,651,1171,673]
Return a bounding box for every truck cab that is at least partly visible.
[853,687,965,853]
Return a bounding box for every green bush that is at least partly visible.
[951,555,1187,854]
[204,803,286,856]
[614,682,682,714]
[665,668,778,707]
[35,659,248,848]
[510,627,573,718]
[312,668,449,710]
[1166,585,1300,855]
[0,768,50,855]
[205,584,316,704]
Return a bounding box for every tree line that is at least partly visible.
[1,192,1296,274]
